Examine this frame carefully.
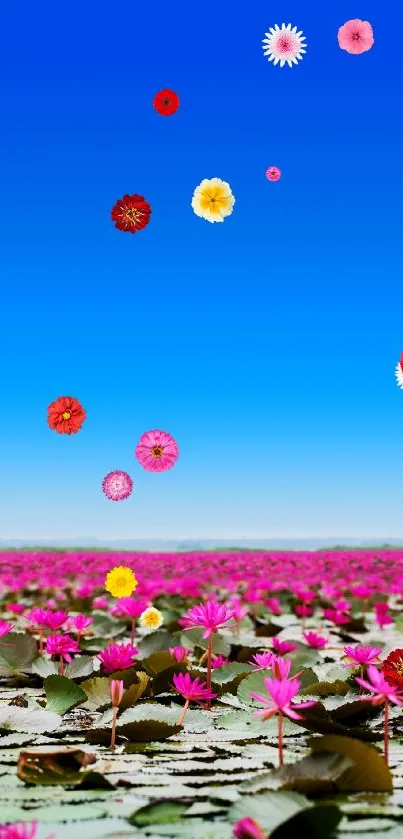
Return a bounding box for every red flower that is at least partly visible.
[153,89,180,116]
[382,648,403,690]
[47,396,86,435]
[111,194,151,234]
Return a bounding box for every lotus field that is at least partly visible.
[2,550,403,839]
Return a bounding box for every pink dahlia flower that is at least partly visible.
[250,677,316,721]
[135,429,179,472]
[46,634,79,663]
[180,601,235,638]
[98,642,138,674]
[338,19,374,55]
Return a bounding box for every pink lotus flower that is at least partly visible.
[98,642,138,674]
[110,679,124,707]
[229,598,249,622]
[211,655,229,669]
[169,646,191,663]
[180,601,235,639]
[323,608,350,626]
[68,615,93,634]
[233,818,267,839]
[135,429,179,472]
[295,604,313,618]
[303,631,327,649]
[43,611,69,631]
[173,672,217,703]
[25,608,49,628]
[338,19,374,55]
[93,596,108,610]
[343,644,382,667]
[251,677,316,722]
[351,585,372,599]
[272,637,297,655]
[46,634,79,663]
[0,620,12,641]
[7,603,25,615]
[250,651,275,671]
[0,822,54,839]
[356,664,403,766]
[111,597,147,618]
[375,602,393,629]
[271,655,301,681]
[333,599,351,613]
[265,597,282,615]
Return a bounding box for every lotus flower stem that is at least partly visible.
[59,656,65,676]
[278,711,284,767]
[110,707,118,752]
[206,635,213,710]
[39,630,44,656]
[359,665,364,695]
[384,699,389,766]
[177,699,190,726]
[130,618,136,646]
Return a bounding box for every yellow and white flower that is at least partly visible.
[139,606,163,630]
[191,178,235,223]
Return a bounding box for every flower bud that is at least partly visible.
[110,679,124,708]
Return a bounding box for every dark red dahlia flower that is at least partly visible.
[382,648,403,690]
[153,89,180,116]
[47,396,86,435]
[111,194,151,234]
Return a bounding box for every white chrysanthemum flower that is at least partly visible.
[396,362,403,389]
[191,177,235,223]
[262,23,307,68]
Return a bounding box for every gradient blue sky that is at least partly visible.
[0,1,402,540]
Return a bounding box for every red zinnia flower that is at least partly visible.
[153,89,180,116]
[47,396,86,435]
[111,194,151,234]
[382,648,403,690]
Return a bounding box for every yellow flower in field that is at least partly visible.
[139,607,163,630]
[105,566,138,599]
[191,177,235,223]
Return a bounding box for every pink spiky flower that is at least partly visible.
[249,651,275,671]
[272,637,298,655]
[265,597,282,615]
[375,602,393,629]
[0,620,13,644]
[98,642,138,675]
[0,822,54,839]
[303,631,327,649]
[250,676,316,766]
[68,615,93,635]
[180,601,235,708]
[169,646,191,663]
[46,634,79,675]
[172,673,217,724]
[211,655,229,669]
[233,818,268,839]
[43,611,69,631]
[343,644,382,667]
[356,665,403,765]
[102,470,133,502]
[395,352,403,389]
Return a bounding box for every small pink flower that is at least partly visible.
[343,644,382,667]
[211,655,229,669]
[46,634,79,663]
[250,676,316,721]
[266,166,281,182]
[110,679,124,707]
[323,608,350,626]
[265,597,282,615]
[93,596,108,610]
[0,822,54,839]
[356,665,403,706]
[295,604,313,618]
[180,601,235,638]
[351,585,372,599]
[303,631,327,649]
[135,429,179,472]
[375,602,393,629]
[233,817,267,839]
[43,611,69,631]
[249,651,275,671]
[271,655,301,681]
[272,637,297,655]
[169,646,191,663]
[102,470,133,502]
[0,620,13,641]
[333,599,351,613]
[68,615,93,634]
[110,597,147,618]
[338,19,374,55]
[98,642,138,674]
[7,603,25,615]
[229,598,249,622]
[25,608,50,628]
[173,672,217,703]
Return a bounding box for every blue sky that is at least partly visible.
[0,1,402,541]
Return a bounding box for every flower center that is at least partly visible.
[163,98,171,106]
[151,446,164,458]
[351,32,361,41]
[116,576,127,588]
[278,36,292,52]
[125,207,142,223]
[62,411,71,420]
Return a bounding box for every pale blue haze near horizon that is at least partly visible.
[0,1,402,540]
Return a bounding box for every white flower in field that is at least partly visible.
[396,358,403,389]
[139,606,163,630]
[262,23,306,68]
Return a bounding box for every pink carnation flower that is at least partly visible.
[338,19,374,55]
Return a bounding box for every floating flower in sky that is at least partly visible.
[135,430,179,472]
[47,396,86,435]
[191,178,235,223]
[0,822,54,839]
[338,19,374,55]
[396,353,403,389]
[105,566,138,598]
[98,642,138,674]
[262,24,307,68]
[102,471,133,502]
[173,673,217,724]
[266,166,281,182]
[139,606,163,630]
[233,818,268,839]
[111,194,151,233]
[153,89,180,116]
[382,648,403,690]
